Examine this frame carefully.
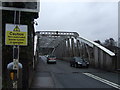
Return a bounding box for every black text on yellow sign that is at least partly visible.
[6,31,27,46]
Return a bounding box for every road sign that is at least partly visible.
[5,24,28,46]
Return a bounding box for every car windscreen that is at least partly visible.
[75,57,84,62]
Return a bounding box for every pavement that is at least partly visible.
[31,72,54,88]
[30,56,55,88]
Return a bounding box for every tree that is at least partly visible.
[109,38,115,46]
[103,38,115,46]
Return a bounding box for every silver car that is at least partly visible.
[47,55,56,64]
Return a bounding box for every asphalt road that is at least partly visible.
[31,56,120,89]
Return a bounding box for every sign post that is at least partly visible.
[5,11,28,89]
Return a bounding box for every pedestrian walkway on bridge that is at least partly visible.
[30,57,55,88]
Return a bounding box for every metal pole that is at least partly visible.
[18,11,21,25]
[13,11,17,89]
[12,10,21,89]
[17,11,21,79]
[14,11,16,24]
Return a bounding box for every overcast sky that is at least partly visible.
[35,0,118,42]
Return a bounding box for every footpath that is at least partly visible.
[30,57,55,88]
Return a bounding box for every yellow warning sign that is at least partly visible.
[5,24,28,46]
[13,26,20,32]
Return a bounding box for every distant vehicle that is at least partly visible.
[70,57,89,68]
[47,55,56,64]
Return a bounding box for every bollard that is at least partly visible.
[7,62,23,88]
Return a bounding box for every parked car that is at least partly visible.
[70,57,89,68]
[47,55,56,64]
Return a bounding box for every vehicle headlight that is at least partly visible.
[77,62,82,64]
[87,62,89,64]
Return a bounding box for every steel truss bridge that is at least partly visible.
[35,31,116,71]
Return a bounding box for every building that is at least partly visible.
[1,1,40,88]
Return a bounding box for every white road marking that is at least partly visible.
[83,73,120,89]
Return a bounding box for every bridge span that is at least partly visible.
[35,31,116,71]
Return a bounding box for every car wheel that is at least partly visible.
[75,64,78,68]
[70,64,72,67]
[86,65,89,68]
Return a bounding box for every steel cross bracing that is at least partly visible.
[38,36,65,48]
[36,31,79,48]
[36,31,79,37]
[36,31,115,56]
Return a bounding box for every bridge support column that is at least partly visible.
[79,42,82,57]
[69,38,72,57]
[59,43,63,58]
[81,42,84,58]
[71,38,75,57]
[74,38,77,56]
[76,39,80,57]
[83,43,87,58]
[65,39,68,57]
[60,40,65,58]
[56,44,61,58]
[67,38,70,57]
[62,40,66,57]
[94,46,100,68]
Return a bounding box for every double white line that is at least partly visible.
[83,73,120,89]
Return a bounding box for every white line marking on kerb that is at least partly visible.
[83,73,120,89]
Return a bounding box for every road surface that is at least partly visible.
[31,56,120,89]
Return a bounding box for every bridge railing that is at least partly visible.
[54,36,116,71]
[78,36,116,71]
